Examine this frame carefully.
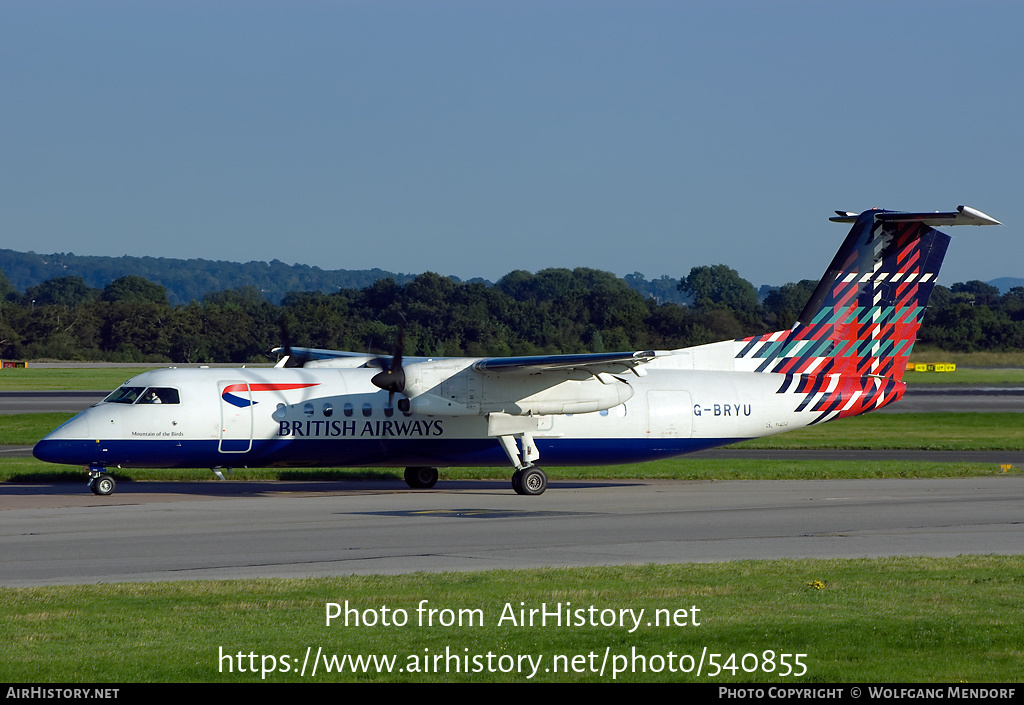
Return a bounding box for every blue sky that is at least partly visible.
[2,1,1020,288]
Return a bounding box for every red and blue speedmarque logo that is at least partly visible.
[221,383,320,408]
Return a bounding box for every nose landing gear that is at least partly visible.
[87,467,116,496]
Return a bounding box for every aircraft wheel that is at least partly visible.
[404,466,438,489]
[517,467,547,496]
[90,475,116,496]
[511,470,523,494]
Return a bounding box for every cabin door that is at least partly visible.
[218,380,254,453]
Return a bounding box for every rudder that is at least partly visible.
[792,210,948,381]
[737,207,998,382]
[734,205,998,424]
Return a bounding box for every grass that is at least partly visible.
[733,412,1024,451]
[909,348,1024,369]
[0,413,76,445]
[4,360,1022,683]
[2,354,1024,390]
[0,367,154,391]
[1,457,1017,485]
[5,411,1021,483]
[903,368,1024,386]
[2,557,1022,682]
[903,350,1024,385]
[7,412,1024,451]
[8,407,1024,450]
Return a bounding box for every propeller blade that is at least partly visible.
[278,318,311,368]
[392,324,403,374]
[369,318,406,395]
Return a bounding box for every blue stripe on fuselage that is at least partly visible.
[32,436,744,469]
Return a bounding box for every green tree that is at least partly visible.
[0,268,16,302]
[25,276,98,308]
[102,275,170,306]
[950,280,1000,307]
[100,301,171,360]
[167,302,210,363]
[679,265,758,315]
[762,279,817,329]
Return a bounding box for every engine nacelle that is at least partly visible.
[478,375,634,415]
[403,362,635,416]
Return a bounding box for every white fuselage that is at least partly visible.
[33,354,839,471]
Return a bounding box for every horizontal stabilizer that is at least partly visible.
[829,205,1000,226]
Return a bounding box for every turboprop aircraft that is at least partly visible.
[33,205,1000,496]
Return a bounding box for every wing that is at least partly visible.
[272,346,376,368]
[274,345,667,416]
[401,350,666,416]
[474,350,662,376]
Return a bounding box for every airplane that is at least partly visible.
[33,205,1000,496]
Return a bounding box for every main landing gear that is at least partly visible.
[511,467,547,496]
[87,466,116,496]
[494,433,548,495]
[401,465,548,495]
[404,466,438,489]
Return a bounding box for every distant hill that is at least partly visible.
[989,277,1024,294]
[4,247,1008,307]
[0,248,691,306]
[0,249,425,305]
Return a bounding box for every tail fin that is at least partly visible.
[738,205,999,381]
[735,205,999,422]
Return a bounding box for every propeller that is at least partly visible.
[370,318,407,407]
[277,318,312,368]
[370,329,404,398]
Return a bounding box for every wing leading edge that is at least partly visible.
[474,350,662,375]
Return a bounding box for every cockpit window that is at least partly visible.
[103,386,146,404]
[138,388,180,404]
[103,386,180,404]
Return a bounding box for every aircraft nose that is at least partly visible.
[32,438,67,463]
[33,436,103,465]
[32,414,97,465]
